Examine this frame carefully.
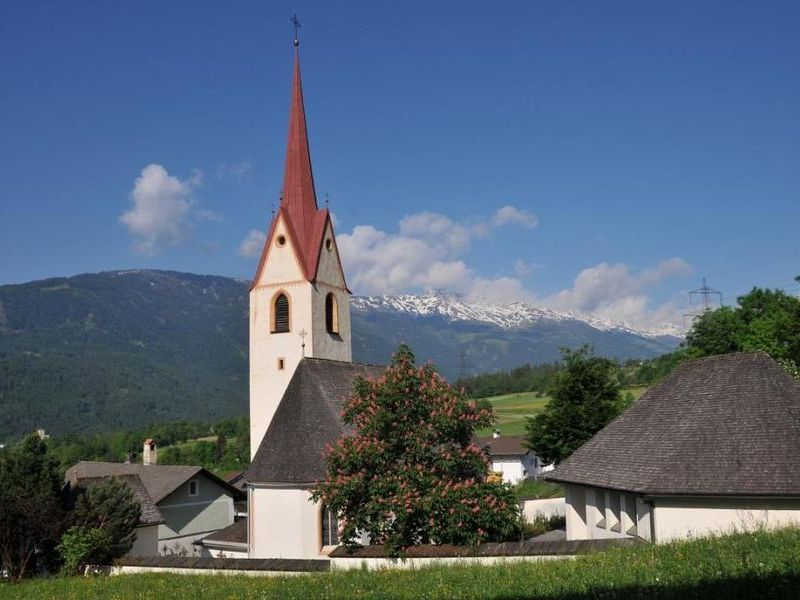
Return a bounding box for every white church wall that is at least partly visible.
[249,486,324,559]
[652,497,800,543]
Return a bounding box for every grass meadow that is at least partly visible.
[477,386,649,437]
[5,528,800,599]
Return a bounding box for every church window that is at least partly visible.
[325,293,339,335]
[272,293,290,333]
[321,505,340,546]
[277,358,285,370]
[325,237,333,251]
[276,234,286,247]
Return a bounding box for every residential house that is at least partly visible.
[66,443,245,555]
[547,352,800,543]
[476,433,550,484]
[71,474,164,557]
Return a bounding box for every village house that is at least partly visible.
[476,433,551,484]
[66,440,245,556]
[547,352,800,543]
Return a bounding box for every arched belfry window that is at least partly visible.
[325,293,339,335]
[272,293,290,333]
[321,505,340,547]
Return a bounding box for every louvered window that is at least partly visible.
[325,293,339,335]
[272,293,290,333]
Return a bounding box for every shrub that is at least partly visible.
[57,526,107,576]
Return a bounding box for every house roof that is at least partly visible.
[546,352,800,497]
[245,357,384,485]
[476,435,531,457]
[65,462,245,504]
[72,474,164,526]
[223,470,247,492]
[197,518,248,547]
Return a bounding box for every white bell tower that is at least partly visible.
[248,43,352,459]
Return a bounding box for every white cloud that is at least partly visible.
[215,161,252,180]
[119,164,201,256]
[238,229,267,258]
[513,259,535,277]
[337,205,538,303]
[542,258,693,329]
[491,205,538,229]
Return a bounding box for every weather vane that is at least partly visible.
[291,14,301,46]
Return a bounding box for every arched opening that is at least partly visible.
[272,292,290,333]
[321,505,340,547]
[325,293,339,335]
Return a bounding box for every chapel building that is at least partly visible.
[243,38,383,559]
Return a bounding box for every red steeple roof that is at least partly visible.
[251,43,341,289]
[281,46,319,250]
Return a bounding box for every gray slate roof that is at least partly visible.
[198,518,247,546]
[476,435,531,457]
[245,357,384,485]
[66,462,244,503]
[73,474,164,526]
[547,352,800,496]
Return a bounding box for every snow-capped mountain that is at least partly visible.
[351,292,684,339]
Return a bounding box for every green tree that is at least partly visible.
[63,477,141,571]
[214,432,227,462]
[525,346,623,465]
[0,434,66,580]
[685,287,800,372]
[312,345,521,556]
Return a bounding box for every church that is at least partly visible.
[242,38,384,559]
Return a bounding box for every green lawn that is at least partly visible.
[476,391,551,436]
[5,528,800,599]
[477,386,650,437]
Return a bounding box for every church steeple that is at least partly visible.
[251,37,339,288]
[248,25,353,461]
[281,45,318,252]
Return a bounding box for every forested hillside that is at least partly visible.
[0,270,680,440]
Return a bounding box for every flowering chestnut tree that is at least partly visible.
[311,345,522,555]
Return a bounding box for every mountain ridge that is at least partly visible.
[0,270,680,439]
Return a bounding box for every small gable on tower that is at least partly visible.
[313,219,347,289]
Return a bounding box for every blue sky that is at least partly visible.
[1,1,798,329]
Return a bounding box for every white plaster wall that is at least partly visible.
[250,486,323,559]
[331,554,572,571]
[492,459,526,485]
[565,485,638,541]
[250,281,313,458]
[128,524,159,557]
[653,497,800,543]
[311,282,351,362]
[564,485,588,541]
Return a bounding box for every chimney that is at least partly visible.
[143,439,157,465]
[492,430,500,439]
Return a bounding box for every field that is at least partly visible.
[477,386,649,437]
[5,528,800,599]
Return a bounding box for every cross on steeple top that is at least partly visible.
[291,14,301,46]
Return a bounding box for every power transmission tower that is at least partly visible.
[683,277,723,326]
